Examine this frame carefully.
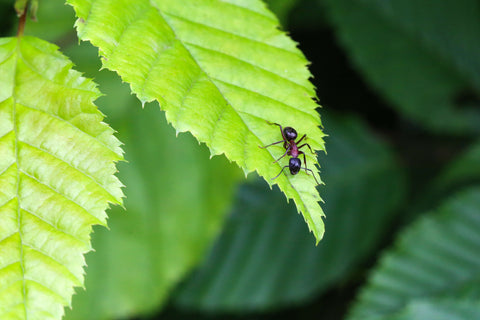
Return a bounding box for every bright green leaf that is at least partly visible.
[0,36,122,319]
[173,113,406,311]
[347,187,480,320]
[67,0,326,242]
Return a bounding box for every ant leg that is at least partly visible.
[298,151,310,176]
[272,165,289,180]
[296,134,307,145]
[266,121,287,142]
[301,167,320,185]
[259,140,284,149]
[297,143,315,155]
[273,145,291,164]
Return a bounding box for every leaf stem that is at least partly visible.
[17,5,27,37]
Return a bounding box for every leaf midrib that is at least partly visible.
[12,36,28,320]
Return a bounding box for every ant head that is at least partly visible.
[283,127,297,141]
[288,157,301,175]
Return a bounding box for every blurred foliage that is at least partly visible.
[1,0,479,319]
[387,299,480,320]
[322,0,480,134]
[433,139,480,194]
[347,188,480,320]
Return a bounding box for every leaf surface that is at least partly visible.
[347,187,480,320]
[67,0,326,242]
[173,113,406,310]
[0,36,122,319]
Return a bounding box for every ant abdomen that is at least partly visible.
[289,158,301,175]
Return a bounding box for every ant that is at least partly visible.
[259,122,319,184]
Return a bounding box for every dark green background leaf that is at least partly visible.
[322,0,480,133]
[347,187,480,320]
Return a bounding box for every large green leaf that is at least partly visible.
[0,36,122,319]
[173,113,406,311]
[59,42,242,319]
[322,0,480,133]
[347,187,480,320]
[67,0,326,242]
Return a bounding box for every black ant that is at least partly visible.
[259,122,319,184]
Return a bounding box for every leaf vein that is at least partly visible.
[19,169,104,226]
[183,41,310,91]
[218,0,277,23]
[20,140,114,201]
[139,38,176,99]
[162,10,301,56]
[174,69,203,125]
[17,50,97,96]
[0,129,14,141]
[0,162,14,178]
[211,77,317,119]
[12,37,28,319]
[0,46,16,68]
[21,206,89,247]
[0,301,56,319]
[24,243,81,286]
[20,102,118,157]
[104,5,151,55]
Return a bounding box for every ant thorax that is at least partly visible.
[289,143,299,158]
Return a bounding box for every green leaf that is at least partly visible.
[322,0,480,133]
[61,42,242,319]
[387,299,480,320]
[347,187,480,320]
[67,0,326,242]
[173,113,406,311]
[0,36,122,319]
